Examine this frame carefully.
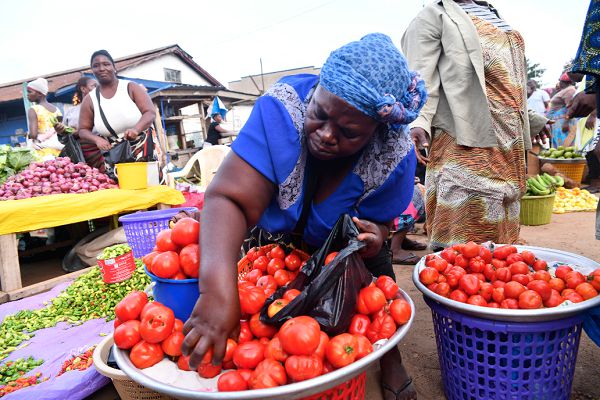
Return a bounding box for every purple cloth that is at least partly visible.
[1,281,112,400]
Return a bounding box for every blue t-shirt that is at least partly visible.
[232,74,416,247]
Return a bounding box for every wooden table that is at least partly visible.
[0,186,185,302]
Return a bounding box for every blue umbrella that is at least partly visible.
[210,96,228,120]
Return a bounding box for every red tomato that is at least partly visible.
[496,267,512,282]
[487,302,500,308]
[419,267,440,286]
[283,289,301,302]
[506,253,524,266]
[155,229,179,252]
[434,282,451,298]
[171,271,187,280]
[543,289,564,308]
[218,371,249,392]
[353,334,373,360]
[249,313,277,339]
[427,258,449,273]
[198,362,222,378]
[454,254,469,269]
[478,247,493,263]
[467,295,488,307]
[449,289,468,303]
[493,245,517,260]
[440,248,457,264]
[555,265,574,280]
[171,217,200,247]
[314,332,329,360]
[500,298,519,309]
[114,291,148,322]
[252,256,269,272]
[532,259,548,271]
[356,286,387,315]
[527,280,552,302]
[518,290,542,309]
[264,337,288,362]
[376,275,399,299]
[483,264,497,282]
[548,277,566,292]
[512,274,531,286]
[284,253,302,271]
[468,256,486,273]
[238,321,254,343]
[114,320,141,349]
[139,305,175,343]
[504,281,526,299]
[129,340,164,369]
[389,299,412,325]
[532,270,551,282]
[256,275,278,294]
[267,298,289,318]
[151,251,181,278]
[179,243,199,278]
[349,314,371,336]
[237,369,253,382]
[267,258,285,276]
[238,285,267,315]
[563,290,584,303]
[326,333,358,368]
[270,246,286,260]
[248,359,287,389]
[459,274,481,296]
[161,331,184,356]
[492,287,505,303]
[246,247,259,262]
[462,241,480,258]
[491,259,508,270]
[589,269,600,291]
[575,282,598,300]
[492,280,506,288]
[140,301,164,320]
[479,282,493,302]
[322,360,336,374]
[233,340,265,369]
[285,355,323,382]
[509,262,530,276]
[114,318,123,329]
[273,269,291,287]
[278,316,321,356]
[565,271,586,289]
[244,268,263,284]
[177,354,192,371]
[142,251,160,269]
[366,313,396,343]
[324,252,339,265]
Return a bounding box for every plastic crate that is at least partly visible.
[119,207,198,258]
[425,297,583,400]
[302,372,365,400]
[519,194,555,226]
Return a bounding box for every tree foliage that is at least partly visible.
[526,58,545,86]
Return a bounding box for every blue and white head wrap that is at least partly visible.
[320,33,428,133]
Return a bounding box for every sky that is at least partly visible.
[0,0,591,89]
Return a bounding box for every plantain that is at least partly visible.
[536,175,550,189]
[527,177,546,192]
[553,175,564,187]
[540,173,555,186]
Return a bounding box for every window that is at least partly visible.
[164,68,181,83]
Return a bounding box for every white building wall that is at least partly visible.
[120,54,213,86]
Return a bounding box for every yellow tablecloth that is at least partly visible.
[0,186,185,235]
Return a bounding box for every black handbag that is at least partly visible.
[58,133,86,164]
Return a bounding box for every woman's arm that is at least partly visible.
[123,83,156,140]
[27,108,38,140]
[182,151,275,368]
[78,95,111,151]
[215,124,236,137]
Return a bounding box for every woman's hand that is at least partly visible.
[561,120,570,133]
[182,284,240,368]
[124,128,140,141]
[95,136,112,151]
[54,122,66,135]
[169,210,201,228]
[585,114,597,130]
[409,127,430,165]
[352,217,386,259]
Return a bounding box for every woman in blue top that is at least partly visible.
[182,33,426,399]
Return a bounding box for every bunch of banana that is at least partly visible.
[525,173,563,196]
[539,146,585,159]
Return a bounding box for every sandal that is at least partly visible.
[381,377,418,400]
[392,252,420,265]
[401,238,427,251]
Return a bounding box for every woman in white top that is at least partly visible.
[78,50,156,176]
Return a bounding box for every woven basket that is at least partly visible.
[539,158,586,185]
[93,335,175,400]
[520,194,556,226]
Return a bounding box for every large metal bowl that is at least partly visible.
[114,288,415,400]
[413,245,600,322]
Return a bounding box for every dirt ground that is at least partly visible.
[363,211,600,400]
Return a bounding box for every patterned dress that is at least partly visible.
[425,13,527,248]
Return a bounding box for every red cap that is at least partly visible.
[559,72,572,82]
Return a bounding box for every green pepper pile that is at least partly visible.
[97,244,132,260]
[0,357,44,385]
[0,261,150,360]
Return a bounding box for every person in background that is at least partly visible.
[527,79,550,115]
[55,76,105,169]
[402,0,533,250]
[389,181,427,265]
[26,77,64,154]
[206,112,236,146]
[547,73,578,148]
[78,50,158,177]
[181,33,426,400]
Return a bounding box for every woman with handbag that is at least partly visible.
[78,50,158,178]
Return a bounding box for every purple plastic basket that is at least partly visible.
[119,207,198,258]
[425,297,583,400]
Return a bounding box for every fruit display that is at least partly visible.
[553,187,599,213]
[117,244,412,392]
[539,146,585,160]
[0,157,117,200]
[525,173,563,196]
[418,242,599,309]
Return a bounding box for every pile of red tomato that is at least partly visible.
[113,244,413,392]
[141,217,200,279]
[419,242,600,309]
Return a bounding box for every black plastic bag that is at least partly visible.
[103,140,134,181]
[259,214,373,335]
[58,134,86,164]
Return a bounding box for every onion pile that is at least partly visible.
[0,157,117,200]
